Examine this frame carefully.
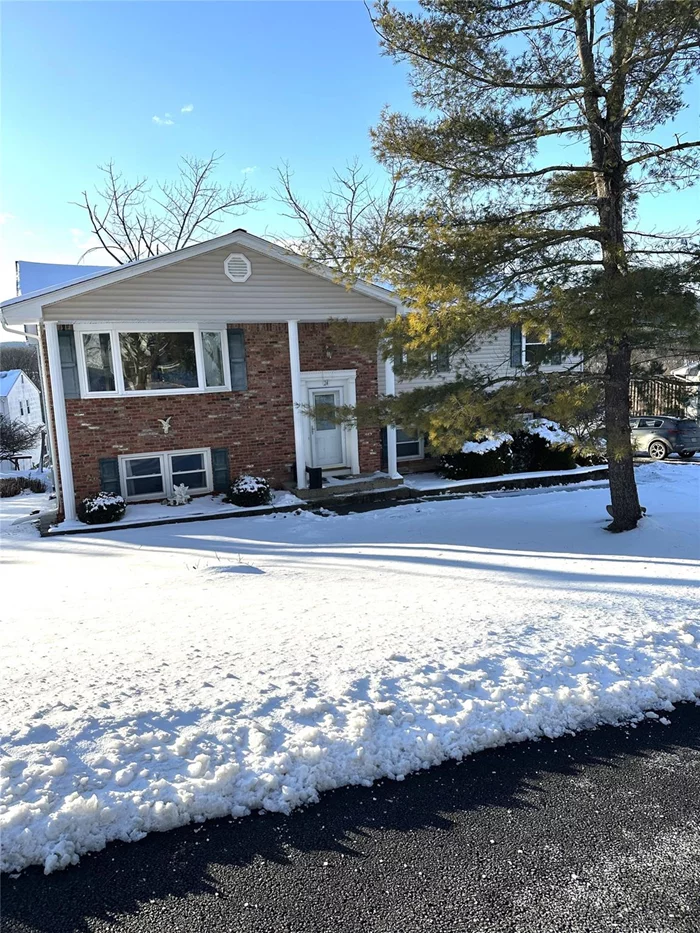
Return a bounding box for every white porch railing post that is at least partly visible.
[287,320,308,489]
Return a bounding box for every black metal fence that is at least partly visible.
[630,377,699,417]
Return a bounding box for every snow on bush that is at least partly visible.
[227,474,272,508]
[77,492,126,525]
[461,432,514,455]
[524,419,576,446]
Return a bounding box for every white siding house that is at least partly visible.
[0,369,44,468]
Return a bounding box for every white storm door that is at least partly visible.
[310,388,344,467]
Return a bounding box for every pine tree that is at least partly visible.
[280,1,700,532]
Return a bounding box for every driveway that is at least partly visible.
[4,702,699,933]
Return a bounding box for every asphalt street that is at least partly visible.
[3,703,699,933]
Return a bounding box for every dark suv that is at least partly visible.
[630,415,700,460]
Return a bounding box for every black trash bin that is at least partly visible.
[307,466,323,490]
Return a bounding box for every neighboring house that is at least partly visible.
[0,368,44,467]
[0,230,403,522]
[387,327,582,469]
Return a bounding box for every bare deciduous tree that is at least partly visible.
[0,415,42,468]
[75,153,265,264]
[0,342,41,388]
[275,159,409,278]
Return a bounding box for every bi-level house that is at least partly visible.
[1,230,579,522]
[1,231,405,522]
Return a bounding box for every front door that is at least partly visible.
[310,388,344,467]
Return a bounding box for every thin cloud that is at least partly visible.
[152,114,174,126]
[181,104,194,113]
[241,166,258,175]
[0,212,15,225]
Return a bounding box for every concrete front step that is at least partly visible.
[290,474,404,501]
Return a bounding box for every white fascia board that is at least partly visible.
[1,230,402,323]
[2,301,44,325]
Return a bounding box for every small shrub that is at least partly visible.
[0,476,25,497]
[439,442,512,480]
[510,431,576,472]
[25,477,46,493]
[78,492,126,525]
[227,474,273,507]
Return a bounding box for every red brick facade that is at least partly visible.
[58,322,382,503]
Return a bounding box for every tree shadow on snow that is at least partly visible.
[3,704,700,933]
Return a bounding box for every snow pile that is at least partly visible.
[461,433,513,454]
[524,419,575,446]
[1,462,699,874]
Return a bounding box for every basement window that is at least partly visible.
[119,448,212,501]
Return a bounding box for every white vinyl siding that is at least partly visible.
[395,329,583,394]
[42,246,391,323]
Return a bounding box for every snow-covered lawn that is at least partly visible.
[1,462,698,874]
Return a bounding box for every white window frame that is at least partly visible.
[521,329,568,368]
[118,447,213,501]
[396,429,425,462]
[74,323,231,399]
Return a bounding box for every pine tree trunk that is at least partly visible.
[604,341,642,532]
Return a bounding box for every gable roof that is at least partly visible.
[0,369,22,397]
[16,261,113,297]
[1,230,400,325]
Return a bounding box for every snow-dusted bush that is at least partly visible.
[461,432,514,455]
[78,492,126,525]
[227,474,272,507]
[524,418,575,446]
[439,420,578,479]
[439,436,512,480]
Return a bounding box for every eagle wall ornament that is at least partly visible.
[158,417,172,435]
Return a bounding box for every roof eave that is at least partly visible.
[0,230,402,317]
[2,302,43,326]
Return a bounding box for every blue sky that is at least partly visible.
[1,1,698,325]
[0,1,414,307]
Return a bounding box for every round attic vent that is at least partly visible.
[224,253,251,283]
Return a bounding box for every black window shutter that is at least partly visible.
[510,325,523,368]
[435,345,450,372]
[227,329,247,391]
[58,329,81,398]
[211,447,231,492]
[99,458,121,495]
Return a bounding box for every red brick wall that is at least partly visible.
[61,322,381,503]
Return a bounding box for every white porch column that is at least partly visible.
[44,322,77,521]
[384,354,402,480]
[287,320,308,489]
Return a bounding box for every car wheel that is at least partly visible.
[648,440,669,460]
[679,451,696,459]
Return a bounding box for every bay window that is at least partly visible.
[76,326,230,397]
